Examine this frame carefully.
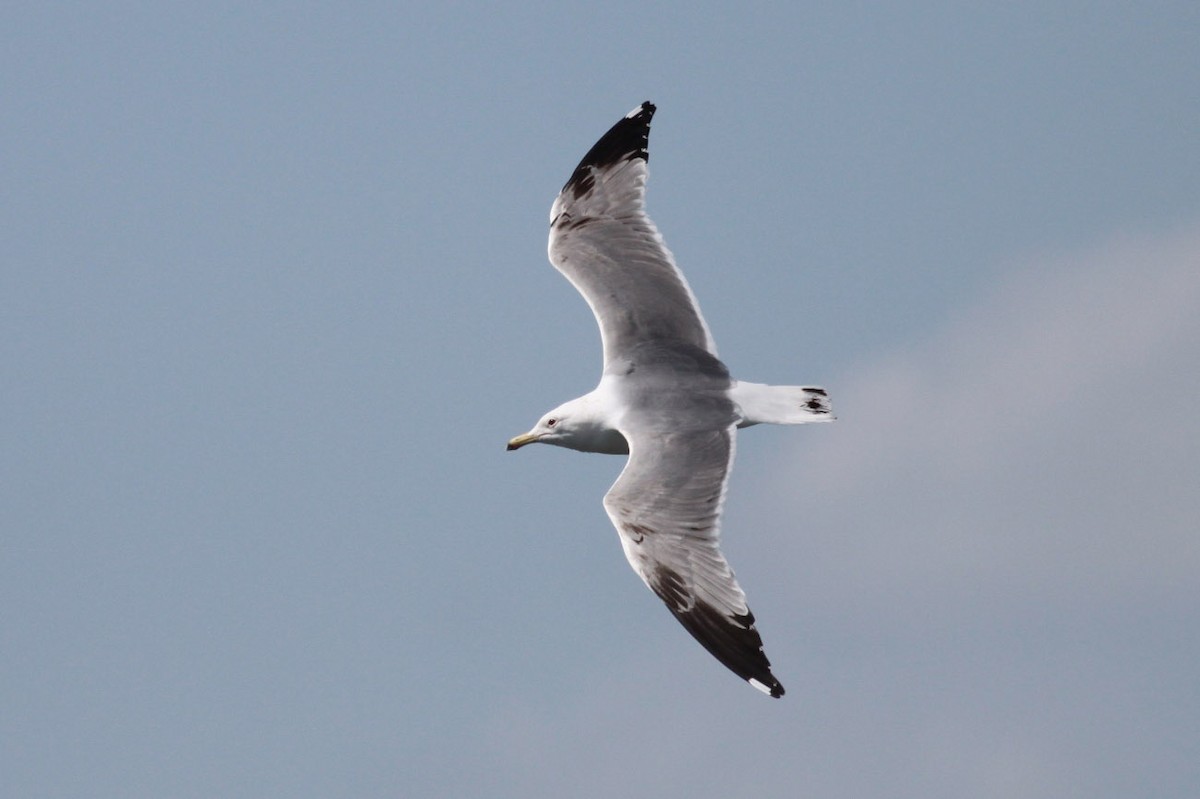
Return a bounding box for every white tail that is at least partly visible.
[730,381,834,427]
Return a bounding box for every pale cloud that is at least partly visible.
[748,221,1200,609]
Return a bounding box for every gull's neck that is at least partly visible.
[560,381,628,454]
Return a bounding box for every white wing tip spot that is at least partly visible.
[748,678,773,696]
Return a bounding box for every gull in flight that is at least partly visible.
[508,102,833,697]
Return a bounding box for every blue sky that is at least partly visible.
[3,3,1198,797]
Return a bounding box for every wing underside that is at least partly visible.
[547,102,717,368]
[603,426,784,697]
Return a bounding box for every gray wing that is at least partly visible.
[603,425,784,697]
[547,102,718,369]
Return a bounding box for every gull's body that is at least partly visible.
[508,103,832,697]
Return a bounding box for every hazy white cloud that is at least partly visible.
[746,222,1200,609]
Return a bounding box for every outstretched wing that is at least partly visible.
[547,102,718,369]
[603,425,784,697]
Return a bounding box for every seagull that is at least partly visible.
[507,102,833,697]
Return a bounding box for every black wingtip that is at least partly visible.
[677,603,783,698]
[651,569,785,698]
[561,101,656,195]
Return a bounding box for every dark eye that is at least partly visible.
[546,418,557,428]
